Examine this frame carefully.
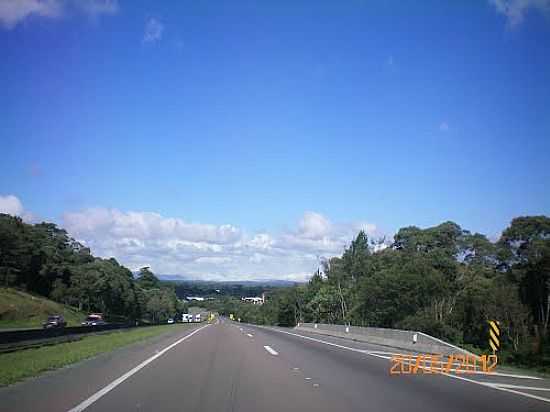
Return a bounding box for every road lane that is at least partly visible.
[77,321,550,411]
[0,323,206,412]
[81,319,343,412]
[2,320,549,412]
[251,324,550,401]
[68,325,210,412]
[240,322,549,411]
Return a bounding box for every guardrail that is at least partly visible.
[295,323,474,356]
[0,312,215,352]
[0,323,137,345]
[0,335,85,354]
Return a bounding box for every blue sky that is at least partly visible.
[1,0,549,280]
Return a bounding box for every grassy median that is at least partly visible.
[0,324,190,386]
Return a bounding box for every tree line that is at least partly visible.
[221,216,550,370]
[169,281,277,300]
[2,212,549,368]
[0,214,186,323]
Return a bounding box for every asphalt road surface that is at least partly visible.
[1,319,549,412]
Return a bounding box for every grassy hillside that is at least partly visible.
[0,288,86,329]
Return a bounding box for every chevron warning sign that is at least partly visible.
[488,320,500,353]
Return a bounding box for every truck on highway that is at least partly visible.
[194,314,201,323]
[182,313,192,323]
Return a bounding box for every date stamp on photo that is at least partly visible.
[389,353,498,375]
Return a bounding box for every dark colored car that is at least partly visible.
[43,315,67,329]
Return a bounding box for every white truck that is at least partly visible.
[182,313,192,323]
[194,314,201,323]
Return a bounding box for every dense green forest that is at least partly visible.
[0,214,185,324]
[214,216,550,370]
[169,281,283,300]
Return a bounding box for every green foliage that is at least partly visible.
[170,280,284,300]
[0,288,85,328]
[136,267,161,290]
[0,214,179,324]
[233,216,549,370]
[2,212,549,369]
[0,324,187,386]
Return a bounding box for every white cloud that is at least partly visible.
[0,194,35,222]
[0,0,62,29]
[143,17,163,43]
[0,194,24,216]
[61,208,379,281]
[76,0,117,17]
[0,0,118,29]
[439,121,449,132]
[63,208,241,244]
[489,0,550,27]
[297,211,331,240]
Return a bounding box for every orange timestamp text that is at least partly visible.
[389,353,497,375]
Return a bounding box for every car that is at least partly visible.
[82,314,106,326]
[167,318,174,324]
[43,315,67,329]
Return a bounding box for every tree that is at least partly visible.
[136,267,161,290]
[342,230,371,282]
[499,216,550,339]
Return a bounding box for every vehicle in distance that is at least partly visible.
[181,314,192,323]
[43,315,67,329]
[81,313,106,326]
[194,314,201,322]
[167,318,174,324]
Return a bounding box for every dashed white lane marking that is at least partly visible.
[253,326,550,404]
[247,333,254,338]
[264,345,278,356]
[66,324,210,412]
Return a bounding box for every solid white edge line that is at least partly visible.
[252,325,550,404]
[364,354,541,380]
[367,354,543,379]
[254,326,370,355]
[67,324,210,412]
[492,383,550,392]
[442,372,550,404]
[264,345,278,356]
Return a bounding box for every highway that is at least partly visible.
[1,319,549,412]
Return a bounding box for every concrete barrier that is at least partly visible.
[295,323,474,356]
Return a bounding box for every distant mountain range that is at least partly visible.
[158,275,301,287]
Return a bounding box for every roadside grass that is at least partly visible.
[496,362,550,379]
[0,288,86,329]
[460,343,550,377]
[0,324,188,386]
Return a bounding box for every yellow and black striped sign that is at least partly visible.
[489,320,500,352]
